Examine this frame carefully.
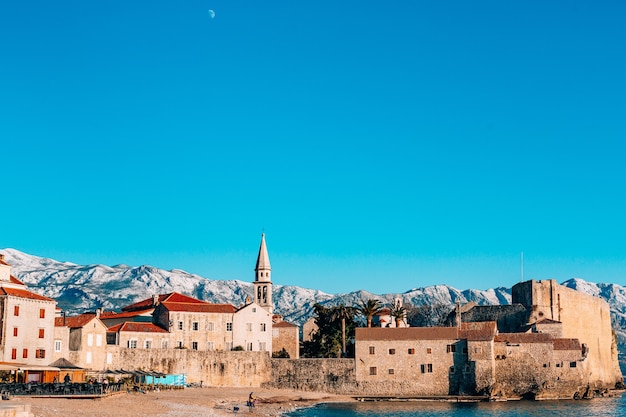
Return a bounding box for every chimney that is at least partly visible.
[96,308,102,318]
[152,294,159,307]
[0,254,4,262]
[63,311,66,326]
[455,301,461,329]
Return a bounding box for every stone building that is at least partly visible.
[355,279,623,399]
[53,311,108,370]
[0,254,57,381]
[272,315,299,359]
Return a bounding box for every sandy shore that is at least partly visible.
[21,387,354,417]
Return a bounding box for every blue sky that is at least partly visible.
[1,1,625,294]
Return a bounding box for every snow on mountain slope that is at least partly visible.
[2,247,625,351]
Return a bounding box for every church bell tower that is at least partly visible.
[254,233,273,313]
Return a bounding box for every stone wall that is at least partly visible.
[513,279,622,388]
[264,358,358,394]
[107,347,272,386]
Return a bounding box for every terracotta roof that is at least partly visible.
[459,321,497,341]
[553,338,581,351]
[100,309,153,319]
[161,301,236,313]
[121,292,210,312]
[10,275,25,285]
[0,286,54,302]
[273,321,297,328]
[121,294,169,312]
[494,333,553,344]
[356,327,459,341]
[55,313,97,328]
[108,322,168,333]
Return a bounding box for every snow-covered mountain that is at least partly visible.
[2,247,626,359]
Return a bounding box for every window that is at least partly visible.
[13,327,17,337]
[11,349,16,360]
[35,349,45,359]
[106,353,113,364]
[177,341,184,348]
[389,349,396,355]
[39,329,45,338]
[408,348,415,355]
[23,349,28,359]
[421,364,433,373]
[86,352,92,364]
[426,347,432,354]
[446,344,456,353]
[252,308,256,313]
[128,340,137,349]
[474,347,482,354]
[247,343,253,351]
[260,323,266,332]
[207,342,214,351]
[39,309,45,318]
[556,362,561,368]
[464,364,470,373]
[226,323,233,332]
[106,333,117,345]
[246,323,252,331]
[54,340,62,352]
[450,366,455,374]
[369,367,377,375]
[96,334,102,347]
[207,322,215,331]
[226,342,233,351]
[178,321,183,330]
[14,306,19,316]
[427,364,433,373]
[161,340,169,349]
[388,369,395,375]
[192,342,198,350]
[87,333,93,346]
[145,340,152,349]
[192,322,199,331]
[369,346,375,355]
[570,361,577,368]
[462,347,468,354]
[259,342,266,351]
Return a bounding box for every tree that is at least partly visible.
[405,303,453,327]
[389,304,407,327]
[357,298,383,327]
[330,304,358,357]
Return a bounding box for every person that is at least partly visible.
[53,376,58,384]
[63,374,71,384]
[247,392,256,410]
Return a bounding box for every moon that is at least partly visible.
[208,9,215,19]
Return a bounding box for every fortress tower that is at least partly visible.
[254,233,273,313]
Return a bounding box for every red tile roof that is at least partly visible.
[10,276,25,285]
[459,321,497,341]
[0,286,54,302]
[55,313,97,328]
[161,301,236,313]
[108,322,168,333]
[553,338,581,351]
[494,333,553,344]
[100,309,153,319]
[121,292,211,312]
[356,327,459,341]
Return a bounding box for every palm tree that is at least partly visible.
[330,304,357,357]
[390,304,407,328]
[357,298,383,327]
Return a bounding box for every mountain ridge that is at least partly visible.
[2,248,625,356]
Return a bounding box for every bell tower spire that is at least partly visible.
[254,233,273,313]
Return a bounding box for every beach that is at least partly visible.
[22,387,353,417]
